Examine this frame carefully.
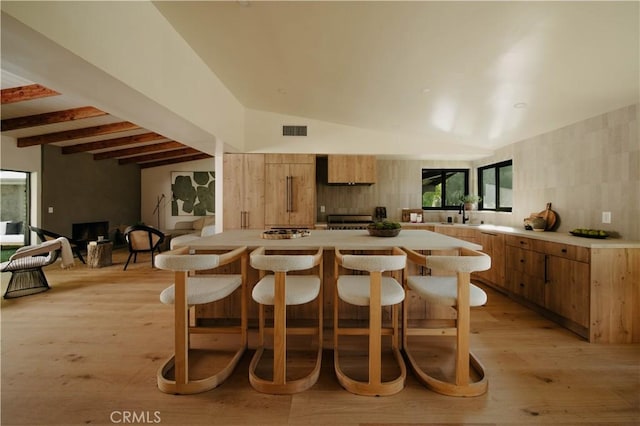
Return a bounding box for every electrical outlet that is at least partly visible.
[320,205,325,213]
[48,206,54,213]
[602,211,611,223]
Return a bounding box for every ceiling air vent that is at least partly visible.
[282,125,307,136]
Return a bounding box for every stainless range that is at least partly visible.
[326,214,373,230]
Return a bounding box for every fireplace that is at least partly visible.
[72,221,109,243]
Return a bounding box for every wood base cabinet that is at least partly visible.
[504,236,591,338]
[544,254,590,329]
[433,227,638,343]
[505,245,545,306]
[475,230,505,288]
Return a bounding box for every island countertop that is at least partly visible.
[178,229,482,251]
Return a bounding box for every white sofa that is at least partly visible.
[166,216,215,250]
[0,221,25,246]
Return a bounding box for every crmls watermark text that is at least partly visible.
[110,411,161,424]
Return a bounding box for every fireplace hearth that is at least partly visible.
[72,221,109,243]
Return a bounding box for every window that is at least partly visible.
[0,170,30,246]
[422,169,469,209]
[478,160,512,212]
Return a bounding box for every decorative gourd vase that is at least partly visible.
[531,217,547,232]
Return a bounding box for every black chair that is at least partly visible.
[123,225,165,270]
[29,225,86,264]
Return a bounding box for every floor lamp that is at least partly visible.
[152,194,165,229]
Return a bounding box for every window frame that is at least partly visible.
[478,160,513,212]
[421,168,470,210]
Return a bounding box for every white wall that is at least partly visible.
[1,135,40,173]
[244,108,492,159]
[1,135,42,240]
[141,158,216,231]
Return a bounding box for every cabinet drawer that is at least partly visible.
[533,240,589,262]
[506,245,545,276]
[505,235,534,249]
[505,268,545,306]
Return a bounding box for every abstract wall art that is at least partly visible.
[171,171,215,216]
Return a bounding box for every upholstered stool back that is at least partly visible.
[403,247,491,397]
[154,246,247,395]
[333,247,407,396]
[248,247,324,394]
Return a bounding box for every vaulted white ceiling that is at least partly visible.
[155,1,639,152]
[1,1,638,161]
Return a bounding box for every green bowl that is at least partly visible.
[368,228,401,237]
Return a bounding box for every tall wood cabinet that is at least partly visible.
[327,155,377,184]
[264,154,315,228]
[223,154,265,230]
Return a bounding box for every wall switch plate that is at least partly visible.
[48,206,54,213]
[320,205,325,213]
[602,211,611,223]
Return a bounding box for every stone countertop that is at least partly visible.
[400,222,640,249]
[178,229,483,251]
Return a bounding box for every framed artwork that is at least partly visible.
[171,171,215,216]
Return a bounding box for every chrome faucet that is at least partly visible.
[458,203,469,224]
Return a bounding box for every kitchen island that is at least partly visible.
[173,228,481,329]
[180,228,482,251]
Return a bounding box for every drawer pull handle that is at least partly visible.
[520,259,525,263]
[520,283,525,288]
[561,248,567,253]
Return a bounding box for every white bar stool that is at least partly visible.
[403,247,491,397]
[154,246,248,395]
[334,247,407,396]
[249,247,323,394]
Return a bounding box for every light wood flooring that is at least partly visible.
[1,248,638,425]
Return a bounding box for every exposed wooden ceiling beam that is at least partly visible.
[1,84,60,104]
[62,132,166,154]
[139,153,213,169]
[17,122,141,147]
[93,141,185,160]
[118,147,200,165]
[2,106,108,131]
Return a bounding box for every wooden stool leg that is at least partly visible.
[174,271,189,389]
[369,271,382,386]
[334,261,340,353]
[274,272,286,385]
[241,253,248,347]
[455,271,470,387]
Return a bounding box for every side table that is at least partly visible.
[87,241,113,268]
